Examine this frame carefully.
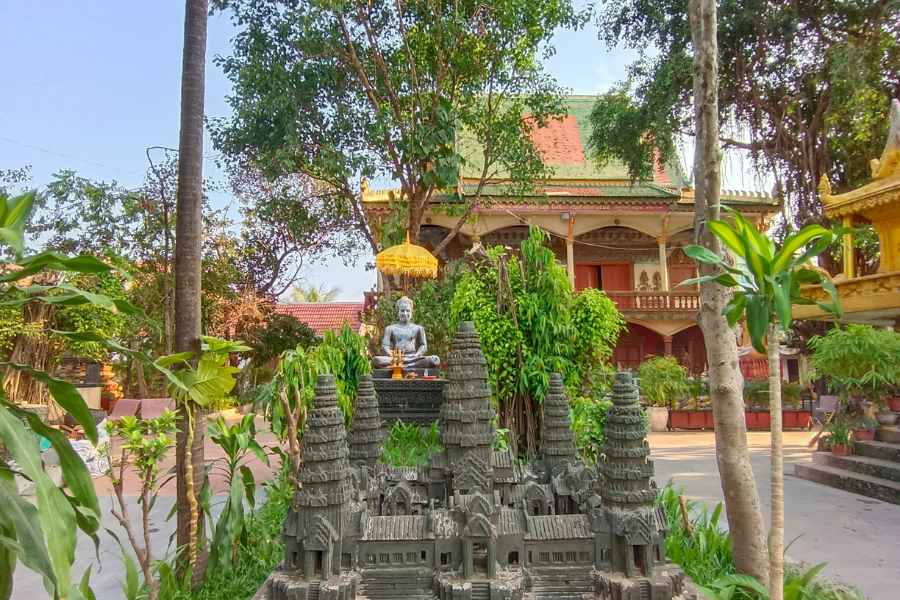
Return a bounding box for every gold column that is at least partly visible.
[842,215,855,279]
[566,216,576,289]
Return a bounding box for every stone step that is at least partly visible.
[877,426,900,444]
[813,451,900,482]
[795,462,900,505]
[854,439,900,462]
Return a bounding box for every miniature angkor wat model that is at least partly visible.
[256,321,695,600]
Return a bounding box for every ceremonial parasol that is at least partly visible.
[375,232,438,279]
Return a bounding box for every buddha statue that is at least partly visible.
[372,296,440,370]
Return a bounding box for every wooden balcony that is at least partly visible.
[603,290,700,313]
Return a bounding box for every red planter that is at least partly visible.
[745,411,771,430]
[853,428,876,442]
[832,443,852,457]
[783,410,812,430]
[889,397,900,412]
[670,410,714,430]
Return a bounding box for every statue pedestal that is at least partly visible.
[372,375,446,426]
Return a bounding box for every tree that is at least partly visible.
[173,0,209,581]
[685,211,839,599]
[228,163,362,297]
[592,0,899,228]
[686,0,770,584]
[290,282,342,303]
[211,0,584,250]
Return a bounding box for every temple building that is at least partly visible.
[256,322,696,600]
[362,96,780,377]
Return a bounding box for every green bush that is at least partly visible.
[570,395,613,464]
[638,356,688,408]
[810,324,900,403]
[382,420,443,467]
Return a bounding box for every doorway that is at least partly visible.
[472,543,488,575]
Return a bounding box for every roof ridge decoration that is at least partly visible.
[872,98,900,180]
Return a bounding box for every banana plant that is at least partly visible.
[0,191,135,600]
[206,414,269,572]
[683,207,841,600]
[155,336,250,577]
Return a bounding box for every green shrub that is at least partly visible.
[810,324,900,403]
[382,420,443,467]
[638,356,688,408]
[570,395,613,464]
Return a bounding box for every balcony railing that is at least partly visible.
[603,290,700,312]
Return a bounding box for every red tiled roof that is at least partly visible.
[274,302,364,335]
[527,114,586,165]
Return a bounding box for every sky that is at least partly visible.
[0,2,749,301]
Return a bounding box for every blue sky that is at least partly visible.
[0,2,642,301]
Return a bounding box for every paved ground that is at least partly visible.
[13,425,898,599]
[650,431,900,600]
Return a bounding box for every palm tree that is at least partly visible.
[290,282,342,303]
[685,211,840,600]
[173,0,208,582]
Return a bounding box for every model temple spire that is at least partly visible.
[349,374,384,469]
[541,372,578,475]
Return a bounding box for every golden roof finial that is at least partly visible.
[872,98,900,180]
[818,174,832,199]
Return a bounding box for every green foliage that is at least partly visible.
[743,381,803,409]
[638,356,688,408]
[809,324,900,402]
[54,271,129,360]
[685,209,840,353]
[107,410,178,490]
[382,421,443,467]
[825,417,854,447]
[450,227,624,453]
[314,324,371,423]
[700,564,866,600]
[157,469,293,600]
[245,314,317,367]
[207,415,270,573]
[569,395,613,464]
[657,485,734,587]
[0,192,128,600]
[592,0,898,226]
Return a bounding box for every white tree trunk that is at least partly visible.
[768,324,784,600]
[689,0,770,585]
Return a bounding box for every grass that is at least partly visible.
[381,420,443,466]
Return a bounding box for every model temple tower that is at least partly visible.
[597,372,688,599]
[439,320,495,495]
[258,325,696,600]
[349,375,384,470]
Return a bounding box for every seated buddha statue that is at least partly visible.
[372,296,440,370]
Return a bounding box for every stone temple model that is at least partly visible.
[371,296,446,425]
[256,322,695,600]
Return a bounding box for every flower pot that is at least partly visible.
[832,443,851,457]
[877,412,898,426]
[649,406,669,432]
[852,428,876,442]
[889,397,900,412]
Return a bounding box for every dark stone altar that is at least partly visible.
[371,375,446,425]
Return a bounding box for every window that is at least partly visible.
[393,552,404,563]
[552,552,564,563]
[406,552,416,563]
[508,551,519,566]
[565,551,576,562]
[291,551,299,567]
[539,552,550,563]
[379,553,390,564]
[579,552,590,563]
[528,551,533,564]
[421,550,428,562]
[366,554,375,565]
[440,552,450,566]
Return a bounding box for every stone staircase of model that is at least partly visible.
[795,426,900,505]
[525,567,594,600]
[357,569,438,600]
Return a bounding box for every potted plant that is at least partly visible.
[638,356,689,432]
[810,324,900,423]
[852,416,878,442]
[826,419,853,456]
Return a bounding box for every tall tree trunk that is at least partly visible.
[174,0,208,585]
[768,324,784,600]
[689,0,770,585]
